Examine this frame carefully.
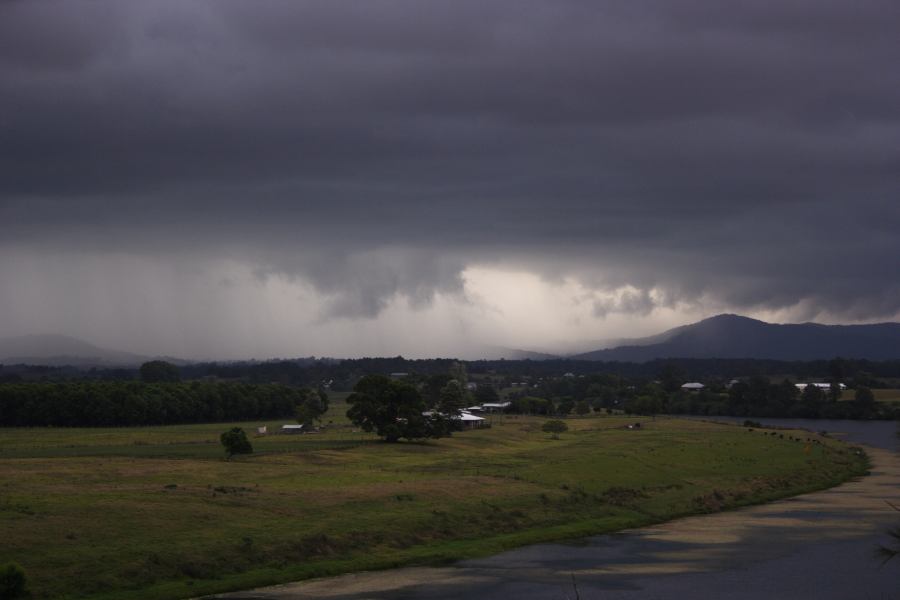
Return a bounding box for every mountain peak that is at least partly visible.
[572,314,900,362]
[696,313,766,325]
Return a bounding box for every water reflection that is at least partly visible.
[683,416,899,453]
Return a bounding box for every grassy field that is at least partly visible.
[840,388,900,403]
[0,410,868,600]
[0,393,365,459]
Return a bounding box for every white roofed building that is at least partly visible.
[457,411,486,429]
[422,410,486,429]
[796,382,846,390]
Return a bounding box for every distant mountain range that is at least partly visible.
[0,334,187,367]
[571,314,900,362]
[4,314,900,367]
[471,345,561,361]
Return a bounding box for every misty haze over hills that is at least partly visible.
[4,315,900,367]
[0,335,187,367]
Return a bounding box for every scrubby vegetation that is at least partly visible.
[541,419,568,437]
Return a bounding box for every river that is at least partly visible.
[214,419,899,599]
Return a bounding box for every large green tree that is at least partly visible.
[347,375,450,442]
[422,374,454,406]
[658,361,685,393]
[474,384,500,404]
[295,388,329,427]
[855,386,875,405]
[220,427,253,458]
[438,380,467,416]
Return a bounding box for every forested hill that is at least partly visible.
[572,314,900,362]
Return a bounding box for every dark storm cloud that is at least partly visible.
[1,0,898,319]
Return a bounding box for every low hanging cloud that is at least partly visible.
[592,288,658,319]
[252,247,468,319]
[1,0,899,355]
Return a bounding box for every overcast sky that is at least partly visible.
[1,0,898,359]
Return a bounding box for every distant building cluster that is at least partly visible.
[795,382,847,390]
[422,409,487,429]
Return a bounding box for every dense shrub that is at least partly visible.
[0,562,29,599]
[541,420,568,436]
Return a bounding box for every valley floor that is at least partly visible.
[0,413,868,600]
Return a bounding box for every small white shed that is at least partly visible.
[458,411,486,429]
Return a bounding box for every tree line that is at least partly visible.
[499,372,899,420]
[7,356,900,391]
[2,356,898,426]
[0,381,326,427]
[661,378,896,420]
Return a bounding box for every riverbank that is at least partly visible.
[0,416,869,599]
[209,443,899,600]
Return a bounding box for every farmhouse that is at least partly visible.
[457,411,486,429]
[795,382,846,391]
[422,410,486,429]
[681,382,705,391]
